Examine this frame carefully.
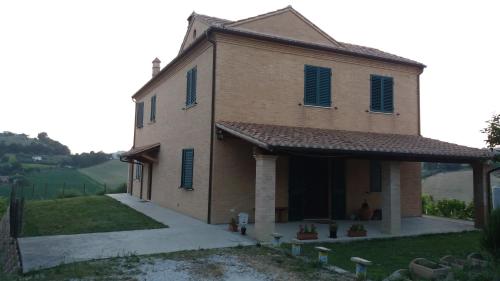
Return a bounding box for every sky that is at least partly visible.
[0,0,498,153]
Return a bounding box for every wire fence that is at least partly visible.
[1,182,125,201]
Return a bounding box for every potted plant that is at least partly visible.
[296,224,318,240]
[439,255,467,270]
[347,224,367,237]
[240,225,247,235]
[358,200,373,220]
[329,221,338,238]
[409,258,450,280]
[228,217,238,232]
[467,252,488,268]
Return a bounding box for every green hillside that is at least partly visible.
[79,160,128,188]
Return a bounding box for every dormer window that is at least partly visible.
[193,29,197,39]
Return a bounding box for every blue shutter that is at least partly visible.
[136,102,144,128]
[191,67,197,104]
[382,77,394,112]
[150,95,156,122]
[318,67,331,107]
[186,69,192,106]
[304,65,317,105]
[370,76,382,111]
[304,65,331,106]
[181,149,194,188]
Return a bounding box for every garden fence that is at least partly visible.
[1,182,112,201]
[9,185,24,238]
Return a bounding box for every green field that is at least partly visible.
[79,160,128,188]
[22,196,166,236]
[0,168,106,199]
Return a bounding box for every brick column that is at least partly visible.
[381,161,401,235]
[472,162,489,228]
[254,154,277,242]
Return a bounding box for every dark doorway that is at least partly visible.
[331,159,346,219]
[289,157,329,220]
[288,156,346,221]
[147,163,153,200]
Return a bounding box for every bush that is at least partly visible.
[481,208,500,261]
[107,183,127,194]
[422,195,474,220]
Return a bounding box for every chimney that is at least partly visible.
[152,57,161,77]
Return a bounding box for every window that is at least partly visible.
[304,65,331,107]
[370,160,382,192]
[136,102,144,128]
[186,67,197,107]
[180,149,194,189]
[193,29,197,39]
[135,163,142,180]
[370,75,394,113]
[150,95,156,122]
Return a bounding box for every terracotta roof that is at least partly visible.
[121,143,160,158]
[216,121,491,162]
[191,7,424,67]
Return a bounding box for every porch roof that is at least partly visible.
[216,121,492,162]
[120,143,160,163]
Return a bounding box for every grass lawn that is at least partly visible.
[79,160,128,188]
[1,246,352,281]
[22,196,166,236]
[291,231,482,280]
[0,197,6,218]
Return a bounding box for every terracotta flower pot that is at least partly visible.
[228,224,238,232]
[439,255,466,270]
[409,258,450,280]
[296,232,318,240]
[347,230,367,237]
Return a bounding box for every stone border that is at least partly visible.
[0,207,21,274]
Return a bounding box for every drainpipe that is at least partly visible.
[206,31,217,224]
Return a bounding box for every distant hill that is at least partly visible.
[79,160,128,188]
[423,169,500,202]
[0,131,70,156]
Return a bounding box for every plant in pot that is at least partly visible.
[296,224,318,240]
[409,258,450,280]
[347,224,367,237]
[329,221,338,238]
[358,200,373,221]
[240,225,247,235]
[228,217,238,232]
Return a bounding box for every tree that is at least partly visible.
[37,132,48,140]
[482,113,500,148]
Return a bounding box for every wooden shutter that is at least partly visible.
[382,77,394,112]
[186,67,197,106]
[186,70,192,106]
[181,149,194,188]
[370,161,382,192]
[150,95,156,122]
[304,65,317,105]
[191,67,197,104]
[370,76,382,111]
[318,67,331,107]
[136,102,144,128]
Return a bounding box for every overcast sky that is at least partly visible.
[0,0,498,153]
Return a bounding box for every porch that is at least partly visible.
[230,216,475,243]
[215,121,493,242]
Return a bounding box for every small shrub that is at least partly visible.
[481,208,500,261]
[422,195,474,220]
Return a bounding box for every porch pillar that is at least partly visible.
[254,154,277,242]
[381,161,401,235]
[472,162,489,228]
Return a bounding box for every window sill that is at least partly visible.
[303,104,332,109]
[179,186,194,191]
[148,121,156,125]
[368,110,395,115]
[183,102,198,110]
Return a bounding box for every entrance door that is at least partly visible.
[288,156,329,220]
[331,159,346,219]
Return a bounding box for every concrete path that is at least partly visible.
[18,194,255,273]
